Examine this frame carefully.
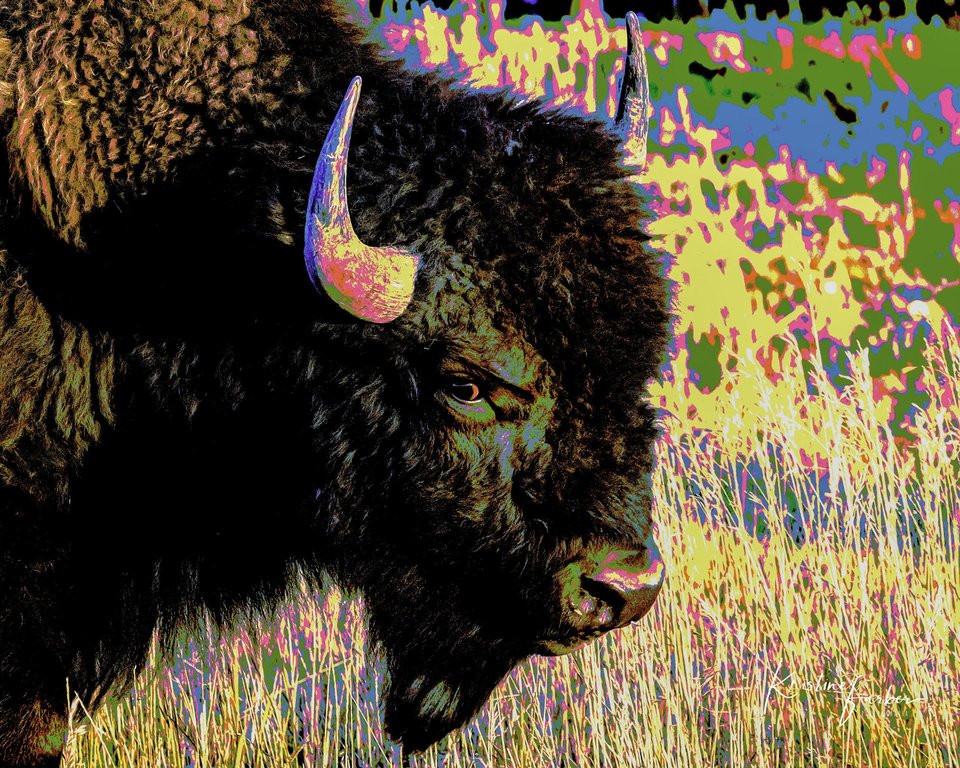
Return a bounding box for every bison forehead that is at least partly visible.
[401,229,663,414]
[342,91,667,408]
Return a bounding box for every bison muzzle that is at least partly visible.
[0,2,669,764]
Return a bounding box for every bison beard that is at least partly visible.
[0,0,669,764]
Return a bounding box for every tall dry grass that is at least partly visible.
[62,327,960,767]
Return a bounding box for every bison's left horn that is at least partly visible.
[615,12,650,169]
[305,77,420,323]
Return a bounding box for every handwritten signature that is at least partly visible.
[767,670,929,724]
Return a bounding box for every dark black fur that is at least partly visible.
[0,0,668,763]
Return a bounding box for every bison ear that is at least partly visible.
[304,77,421,323]
[615,12,650,169]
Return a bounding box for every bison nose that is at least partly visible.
[538,536,665,656]
[583,536,664,628]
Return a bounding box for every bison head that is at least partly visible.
[299,14,667,751]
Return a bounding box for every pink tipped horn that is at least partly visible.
[304,77,420,323]
[615,12,650,169]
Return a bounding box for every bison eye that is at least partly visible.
[449,381,483,404]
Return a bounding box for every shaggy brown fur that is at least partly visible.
[0,1,669,764]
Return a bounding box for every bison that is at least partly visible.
[0,1,669,764]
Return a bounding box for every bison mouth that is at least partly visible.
[535,634,599,656]
[365,536,664,750]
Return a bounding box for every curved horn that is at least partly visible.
[305,77,420,323]
[615,12,650,169]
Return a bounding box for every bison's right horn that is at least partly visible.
[615,12,650,169]
[304,77,420,323]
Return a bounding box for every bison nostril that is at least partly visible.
[551,536,665,648]
[583,537,665,628]
[578,576,625,627]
